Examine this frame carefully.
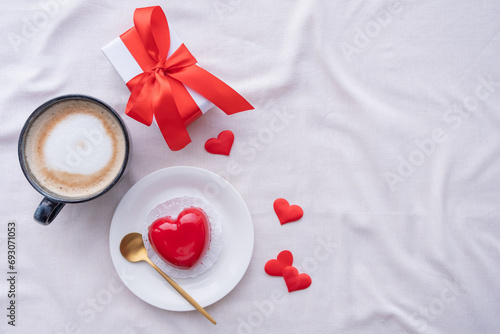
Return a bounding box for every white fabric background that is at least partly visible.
[1,0,500,333]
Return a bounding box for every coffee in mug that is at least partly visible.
[19,95,130,225]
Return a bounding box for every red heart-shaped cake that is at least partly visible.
[148,207,210,269]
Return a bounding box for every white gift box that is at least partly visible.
[101,28,214,116]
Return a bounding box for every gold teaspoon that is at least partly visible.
[119,232,216,325]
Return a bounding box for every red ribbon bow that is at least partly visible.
[120,6,253,151]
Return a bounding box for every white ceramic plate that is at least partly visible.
[109,166,254,311]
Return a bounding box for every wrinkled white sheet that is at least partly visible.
[1,0,499,333]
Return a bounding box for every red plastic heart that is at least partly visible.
[205,130,234,156]
[148,208,209,269]
[265,250,294,276]
[283,266,311,292]
[273,198,303,225]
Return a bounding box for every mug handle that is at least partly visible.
[34,198,65,226]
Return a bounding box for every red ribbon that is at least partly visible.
[120,6,253,151]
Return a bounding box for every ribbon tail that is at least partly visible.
[153,73,192,151]
[170,65,253,115]
[125,72,155,126]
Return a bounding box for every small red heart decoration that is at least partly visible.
[205,130,234,156]
[273,198,303,225]
[265,250,294,276]
[148,208,209,269]
[283,266,311,292]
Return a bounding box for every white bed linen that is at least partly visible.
[1,0,499,333]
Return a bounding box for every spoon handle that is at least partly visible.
[146,259,216,325]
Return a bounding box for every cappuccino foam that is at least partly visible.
[24,100,127,199]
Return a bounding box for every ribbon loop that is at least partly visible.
[122,6,253,151]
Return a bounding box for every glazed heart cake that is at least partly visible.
[148,207,209,269]
[142,196,222,278]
